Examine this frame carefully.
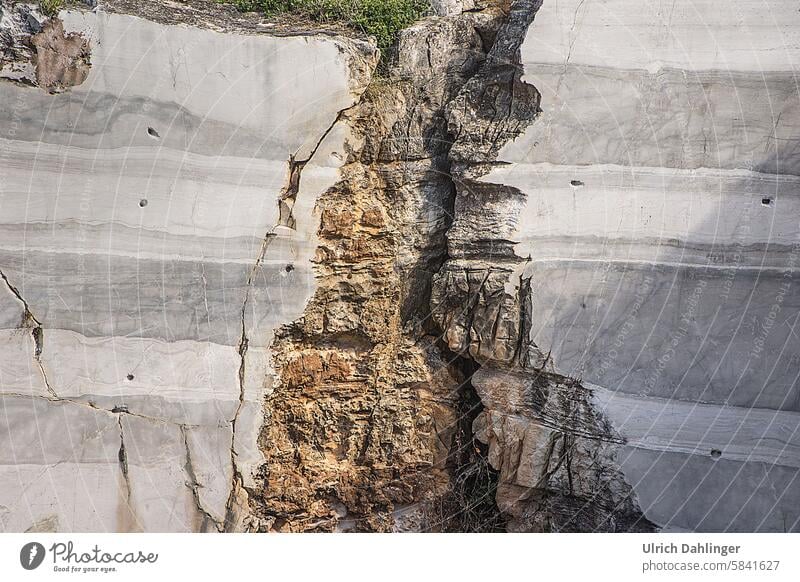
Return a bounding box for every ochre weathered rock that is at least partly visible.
[30,17,90,91]
[248,3,526,532]
[0,2,90,91]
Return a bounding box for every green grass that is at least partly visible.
[40,0,65,17]
[225,0,430,50]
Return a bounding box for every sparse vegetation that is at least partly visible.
[40,0,65,17]
[429,381,508,533]
[224,0,431,50]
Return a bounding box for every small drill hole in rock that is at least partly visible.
[710,449,722,459]
[285,264,294,273]
[126,374,134,381]
[570,180,585,187]
[139,199,148,208]
[147,127,160,139]
[762,197,773,207]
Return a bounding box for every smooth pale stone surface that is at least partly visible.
[593,387,800,469]
[0,6,368,532]
[0,223,263,263]
[619,449,800,532]
[119,414,199,532]
[185,424,234,525]
[495,165,800,253]
[498,68,800,175]
[0,396,120,466]
[0,331,49,397]
[61,10,354,158]
[527,260,800,410]
[525,0,800,72]
[235,346,272,488]
[502,1,800,175]
[40,329,240,425]
[0,138,283,238]
[0,465,126,532]
[0,248,317,345]
[485,0,800,531]
[0,396,128,532]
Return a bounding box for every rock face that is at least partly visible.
[0,0,374,532]
[430,0,654,532]
[438,0,800,532]
[1,0,799,533]
[249,3,506,533]
[1,3,91,91]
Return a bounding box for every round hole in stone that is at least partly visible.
[710,448,722,459]
[147,127,160,139]
[139,199,148,208]
[570,180,585,187]
[126,374,134,381]
[762,197,773,207]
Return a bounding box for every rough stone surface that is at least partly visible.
[248,6,504,533]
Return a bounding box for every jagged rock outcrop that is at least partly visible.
[249,0,654,533]
[248,4,507,533]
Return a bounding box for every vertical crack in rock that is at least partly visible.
[34,353,57,399]
[225,101,365,531]
[279,108,350,229]
[0,268,39,328]
[0,268,56,398]
[116,416,142,531]
[429,0,657,531]
[180,425,224,532]
[224,201,275,531]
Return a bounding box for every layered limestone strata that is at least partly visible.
[0,1,374,532]
[2,0,798,534]
[434,0,800,531]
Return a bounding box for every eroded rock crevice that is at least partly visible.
[247,2,526,532]
[116,416,142,532]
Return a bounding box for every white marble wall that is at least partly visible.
[0,8,370,532]
[490,0,800,531]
